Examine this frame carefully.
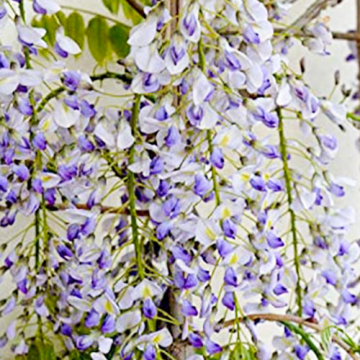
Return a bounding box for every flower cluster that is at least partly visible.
[0,0,358,359]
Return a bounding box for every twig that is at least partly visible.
[124,0,146,18]
[278,109,302,316]
[224,313,360,360]
[290,0,340,31]
[0,203,149,216]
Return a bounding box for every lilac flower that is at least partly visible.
[63,71,81,91]
[294,344,309,360]
[222,292,235,311]
[143,344,156,360]
[13,164,30,181]
[143,298,157,319]
[206,339,222,355]
[189,333,203,348]
[222,219,237,239]
[224,267,237,287]
[266,232,284,249]
[181,300,198,316]
[85,310,100,328]
[101,314,116,334]
[194,174,212,197]
[33,0,60,15]
[210,148,225,169]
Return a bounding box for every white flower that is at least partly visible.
[35,0,61,14]
[17,25,47,48]
[116,310,142,333]
[117,121,135,150]
[56,31,81,55]
[53,101,80,128]
[128,15,158,47]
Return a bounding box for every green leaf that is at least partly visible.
[69,351,92,360]
[282,322,325,360]
[32,15,59,47]
[108,24,130,59]
[65,12,85,50]
[321,327,332,351]
[28,340,56,360]
[86,17,110,65]
[56,11,67,27]
[120,0,142,24]
[102,0,120,14]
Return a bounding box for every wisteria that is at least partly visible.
[0,0,359,359]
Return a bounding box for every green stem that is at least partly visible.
[128,95,144,279]
[278,108,302,317]
[198,37,221,206]
[207,131,221,206]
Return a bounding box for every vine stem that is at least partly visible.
[223,313,360,360]
[124,0,146,18]
[128,95,144,279]
[198,37,221,207]
[277,108,302,317]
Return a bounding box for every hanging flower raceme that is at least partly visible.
[0,0,358,359]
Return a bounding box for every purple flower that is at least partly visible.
[143,298,157,319]
[156,221,172,240]
[14,164,30,182]
[18,98,33,116]
[266,232,284,249]
[222,218,237,239]
[224,267,237,287]
[267,179,284,192]
[143,344,156,360]
[217,239,233,258]
[184,274,198,289]
[321,269,337,286]
[76,335,93,351]
[32,178,44,194]
[67,224,80,241]
[182,13,197,37]
[294,344,309,360]
[210,148,225,169]
[78,135,95,152]
[162,196,180,218]
[273,283,288,296]
[181,299,198,316]
[61,324,73,337]
[250,175,267,192]
[150,157,164,175]
[0,176,8,192]
[194,174,212,197]
[244,25,260,44]
[342,289,357,305]
[143,73,160,93]
[224,50,241,71]
[165,126,181,147]
[155,106,168,121]
[157,180,169,197]
[189,333,203,348]
[253,108,279,128]
[57,244,74,260]
[63,71,81,91]
[198,267,211,282]
[206,339,222,355]
[222,292,235,311]
[186,104,204,126]
[101,314,116,333]
[32,132,47,150]
[85,309,100,328]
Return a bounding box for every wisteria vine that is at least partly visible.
[0,0,359,359]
